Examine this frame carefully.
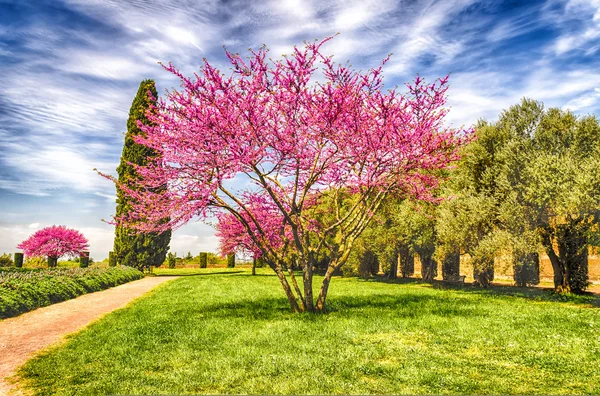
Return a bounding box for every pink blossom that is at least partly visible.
[98,37,472,311]
[17,225,89,259]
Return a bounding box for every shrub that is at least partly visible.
[14,253,23,268]
[108,251,117,267]
[167,252,177,269]
[199,252,207,268]
[0,253,13,267]
[0,266,143,318]
[79,252,90,268]
[25,256,47,268]
[514,252,540,287]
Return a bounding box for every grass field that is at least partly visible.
[17,268,600,395]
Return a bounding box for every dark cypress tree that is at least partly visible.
[114,80,171,271]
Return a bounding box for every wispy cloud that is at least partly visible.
[2,0,600,257]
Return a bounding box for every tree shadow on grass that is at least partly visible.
[157,270,245,277]
[366,276,600,307]
[185,291,485,321]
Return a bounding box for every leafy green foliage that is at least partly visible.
[439,98,600,292]
[353,199,436,280]
[0,253,13,267]
[0,266,143,318]
[496,101,600,292]
[24,256,48,268]
[114,79,171,270]
[18,270,600,395]
[108,251,117,267]
[199,252,207,268]
[167,252,177,269]
[14,252,23,268]
[79,252,90,268]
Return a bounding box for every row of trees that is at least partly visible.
[346,99,600,293]
[102,38,599,313]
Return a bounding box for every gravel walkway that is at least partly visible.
[0,276,178,395]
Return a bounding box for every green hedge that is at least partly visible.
[0,266,143,319]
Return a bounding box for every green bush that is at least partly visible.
[79,252,90,268]
[199,252,207,268]
[0,253,13,267]
[14,253,23,268]
[108,251,117,267]
[0,266,143,319]
[167,252,177,269]
[25,256,47,268]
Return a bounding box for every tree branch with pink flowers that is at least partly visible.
[100,37,471,312]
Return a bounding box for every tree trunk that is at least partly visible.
[398,244,414,278]
[542,231,566,291]
[441,248,460,281]
[359,250,378,278]
[419,251,437,282]
[252,257,256,276]
[387,252,398,280]
[557,222,589,294]
[273,265,301,312]
[48,256,58,268]
[302,256,315,312]
[315,264,336,311]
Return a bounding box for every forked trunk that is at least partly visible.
[543,222,589,294]
[543,232,566,291]
[315,264,336,311]
[557,223,589,294]
[273,266,301,312]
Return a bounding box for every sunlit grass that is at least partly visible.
[18,269,600,395]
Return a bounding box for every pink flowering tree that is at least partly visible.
[100,38,470,312]
[17,225,89,267]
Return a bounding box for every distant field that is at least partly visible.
[18,268,600,395]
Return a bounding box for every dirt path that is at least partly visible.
[0,276,179,395]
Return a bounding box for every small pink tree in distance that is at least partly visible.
[17,225,89,267]
[100,37,472,312]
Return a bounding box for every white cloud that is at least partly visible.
[385,0,476,75]
[563,88,600,111]
[169,226,220,257]
[2,145,115,194]
[548,0,600,55]
[445,66,600,128]
[58,52,154,80]
[94,192,116,203]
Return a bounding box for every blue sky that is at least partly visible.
[1,0,599,259]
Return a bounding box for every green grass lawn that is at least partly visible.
[17,268,600,395]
